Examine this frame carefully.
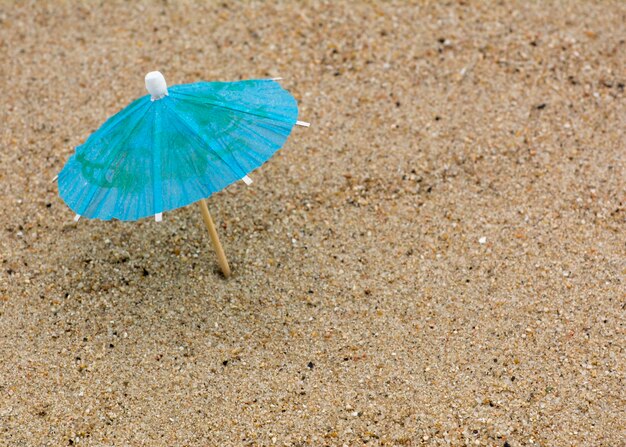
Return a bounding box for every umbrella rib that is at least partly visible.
[192,112,292,183]
[159,105,226,203]
[161,100,248,184]
[172,91,296,125]
[77,104,153,218]
[205,111,292,178]
[232,114,294,150]
[74,98,148,163]
[152,105,164,221]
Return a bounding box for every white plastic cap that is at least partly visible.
[145,71,168,101]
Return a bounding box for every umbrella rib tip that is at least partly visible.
[296,120,310,127]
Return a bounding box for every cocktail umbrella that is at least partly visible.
[57,71,309,277]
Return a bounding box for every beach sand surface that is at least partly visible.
[0,1,624,445]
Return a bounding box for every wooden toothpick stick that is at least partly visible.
[198,199,231,278]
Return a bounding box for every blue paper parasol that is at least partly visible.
[57,71,309,276]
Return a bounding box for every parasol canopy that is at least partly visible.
[57,72,309,276]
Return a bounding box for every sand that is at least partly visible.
[0,1,624,446]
